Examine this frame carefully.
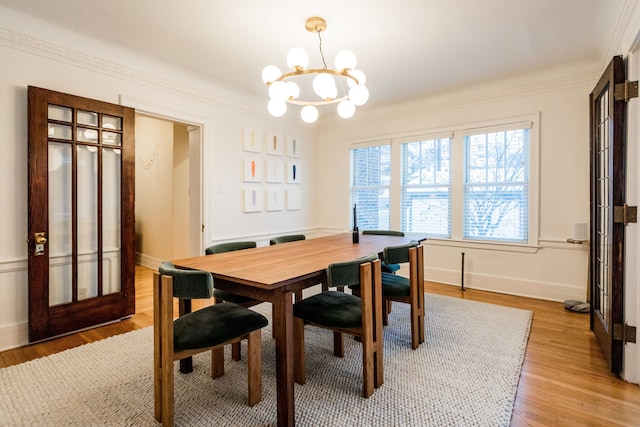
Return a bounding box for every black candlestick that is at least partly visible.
[352,204,359,243]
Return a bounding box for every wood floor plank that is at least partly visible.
[0,265,639,426]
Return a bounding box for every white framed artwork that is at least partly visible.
[243,158,263,182]
[286,162,301,183]
[243,128,264,153]
[286,136,301,158]
[286,189,302,210]
[266,188,285,211]
[266,160,284,183]
[266,133,285,156]
[243,188,263,212]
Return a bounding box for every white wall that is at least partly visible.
[316,62,599,302]
[0,7,316,350]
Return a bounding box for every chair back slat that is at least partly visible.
[205,241,256,254]
[383,240,419,265]
[270,234,306,245]
[159,261,214,299]
[326,253,378,288]
[362,230,405,236]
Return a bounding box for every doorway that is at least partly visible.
[134,114,203,267]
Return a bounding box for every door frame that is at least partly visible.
[120,96,208,258]
[623,48,640,383]
[589,56,626,375]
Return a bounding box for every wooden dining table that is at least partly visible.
[171,232,424,427]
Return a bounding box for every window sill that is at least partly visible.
[423,238,540,254]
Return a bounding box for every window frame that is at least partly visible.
[348,114,540,251]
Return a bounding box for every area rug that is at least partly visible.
[0,294,532,426]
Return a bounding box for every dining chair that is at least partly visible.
[361,230,404,273]
[293,253,384,398]
[269,234,310,298]
[269,234,306,245]
[205,241,258,306]
[154,262,268,426]
[205,241,264,361]
[352,241,425,349]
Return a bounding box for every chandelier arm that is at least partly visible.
[286,96,348,106]
[272,68,360,86]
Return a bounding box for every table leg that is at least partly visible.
[273,291,295,427]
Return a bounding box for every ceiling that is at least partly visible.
[0,0,628,109]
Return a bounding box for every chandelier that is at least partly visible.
[261,16,369,123]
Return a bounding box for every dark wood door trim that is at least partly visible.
[28,86,136,342]
[589,56,626,374]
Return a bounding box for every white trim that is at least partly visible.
[119,95,209,257]
[426,267,586,302]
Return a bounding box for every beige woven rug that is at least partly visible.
[0,293,532,426]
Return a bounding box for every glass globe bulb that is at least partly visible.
[337,100,356,118]
[335,50,357,71]
[349,85,369,106]
[286,48,309,70]
[262,65,282,84]
[267,100,287,117]
[346,69,366,88]
[269,81,289,102]
[312,73,336,99]
[300,105,319,123]
[286,81,300,99]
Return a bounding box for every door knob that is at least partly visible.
[34,232,46,256]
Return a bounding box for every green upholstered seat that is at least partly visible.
[362,230,405,273]
[158,263,268,348]
[293,291,362,328]
[379,272,410,297]
[174,302,268,351]
[293,253,378,329]
[270,234,306,245]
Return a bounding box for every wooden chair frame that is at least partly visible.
[153,272,262,427]
[293,259,384,398]
[383,245,425,349]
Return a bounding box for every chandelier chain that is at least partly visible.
[317,29,328,70]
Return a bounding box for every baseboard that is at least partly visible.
[425,267,586,302]
[136,253,164,270]
[0,322,28,353]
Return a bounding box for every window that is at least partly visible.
[350,144,391,230]
[401,137,451,237]
[464,128,529,243]
[352,116,538,246]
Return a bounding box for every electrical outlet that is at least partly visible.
[78,288,88,299]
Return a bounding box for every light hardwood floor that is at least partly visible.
[1,265,639,426]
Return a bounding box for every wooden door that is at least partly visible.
[28,87,135,342]
[589,56,626,374]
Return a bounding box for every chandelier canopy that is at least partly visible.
[262,16,369,123]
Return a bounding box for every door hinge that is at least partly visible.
[614,204,637,225]
[613,323,637,344]
[614,80,639,101]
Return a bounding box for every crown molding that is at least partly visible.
[320,67,599,130]
[0,28,264,116]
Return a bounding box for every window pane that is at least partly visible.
[464,129,529,242]
[48,142,73,306]
[77,145,98,300]
[102,148,122,295]
[350,145,391,229]
[401,138,451,236]
[77,110,98,126]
